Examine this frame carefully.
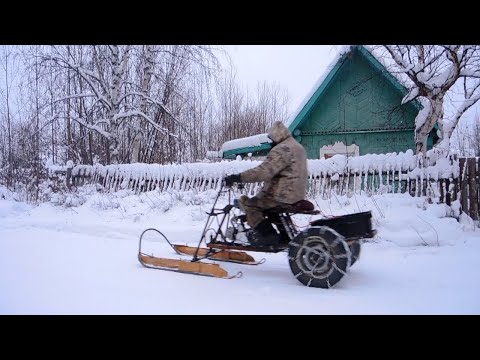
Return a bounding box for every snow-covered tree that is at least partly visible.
[130,45,154,163]
[0,45,15,187]
[375,45,480,155]
[0,45,294,201]
[213,69,289,150]
[41,45,221,164]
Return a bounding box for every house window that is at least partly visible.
[320,142,359,159]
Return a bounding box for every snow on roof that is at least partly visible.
[221,133,272,152]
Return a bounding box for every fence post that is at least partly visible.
[468,158,478,220]
[66,160,74,190]
[478,158,480,222]
[445,178,451,206]
[439,178,445,203]
[459,158,468,216]
[451,154,458,202]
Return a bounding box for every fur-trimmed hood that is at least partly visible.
[268,121,291,144]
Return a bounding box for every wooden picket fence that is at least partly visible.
[47,156,480,221]
[458,158,479,221]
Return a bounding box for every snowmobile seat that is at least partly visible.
[267,199,320,215]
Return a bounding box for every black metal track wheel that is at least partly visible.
[288,226,351,288]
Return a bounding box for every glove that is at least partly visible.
[224,174,241,187]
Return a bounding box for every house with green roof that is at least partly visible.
[220,45,437,160]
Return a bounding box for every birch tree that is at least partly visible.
[42,45,220,164]
[473,115,480,156]
[130,45,154,163]
[43,45,169,164]
[375,45,480,155]
[0,46,14,186]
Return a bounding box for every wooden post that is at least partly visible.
[66,161,74,190]
[439,178,445,204]
[409,175,413,195]
[445,178,451,206]
[459,158,468,215]
[451,154,458,202]
[477,158,480,221]
[468,158,478,220]
[451,176,458,202]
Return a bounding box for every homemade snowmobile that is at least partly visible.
[138,182,376,288]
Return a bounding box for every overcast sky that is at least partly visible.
[221,45,342,115]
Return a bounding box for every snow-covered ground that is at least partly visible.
[1,186,479,314]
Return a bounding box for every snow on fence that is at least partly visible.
[307,151,460,202]
[47,150,479,219]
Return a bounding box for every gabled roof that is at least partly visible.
[221,45,420,158]
[288,45,421,131]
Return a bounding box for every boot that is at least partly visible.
[247,220,279,247]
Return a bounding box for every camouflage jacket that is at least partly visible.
[240,121,308,204]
